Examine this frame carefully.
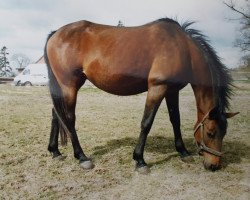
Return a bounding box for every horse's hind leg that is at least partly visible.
[59,86,94,169]
[133,85,167,174]
[48,108,63,159]
[165,90,193,161]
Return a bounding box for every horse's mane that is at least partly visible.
[156,18,233,112]
[181,21,233,111]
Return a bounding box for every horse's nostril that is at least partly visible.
[209,164,221,171]
[204,161,221,171]
[210,164,217,171]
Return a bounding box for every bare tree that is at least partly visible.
[224,0,250,20]
[11,53,30,71]
[117,20,124,27]
[224,0,250,67]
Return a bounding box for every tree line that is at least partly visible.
[0,46,30,77]
[224,0,250,69]
[1,9,249,78]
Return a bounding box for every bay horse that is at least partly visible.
[44,18,238,173]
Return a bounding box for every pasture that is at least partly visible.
[0,82,249,199]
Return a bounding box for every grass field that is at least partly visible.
[0,82,249,199]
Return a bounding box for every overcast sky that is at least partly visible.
[0,0,247,68]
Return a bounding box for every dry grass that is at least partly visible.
[0,83,249,199]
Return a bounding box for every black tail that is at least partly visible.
[44,31,68,146]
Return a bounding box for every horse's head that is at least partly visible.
[194,107,239,171]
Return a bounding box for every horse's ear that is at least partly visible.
[208,106,220,120]
[225,112,240,119]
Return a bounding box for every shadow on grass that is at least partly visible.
[92,136,250,166]
[222,140,250,167]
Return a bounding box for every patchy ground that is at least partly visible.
[0,82,249,199]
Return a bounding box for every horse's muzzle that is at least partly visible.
[203,160,222,171]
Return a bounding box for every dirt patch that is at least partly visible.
[0,84,249,199]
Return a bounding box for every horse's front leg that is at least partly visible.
[133,85,167,174]
[165,91,193,161]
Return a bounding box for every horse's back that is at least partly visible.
[46,20,191,95]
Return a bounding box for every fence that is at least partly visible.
[0,77,14,84]
[230,71,250,81]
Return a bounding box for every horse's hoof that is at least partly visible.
[80,160,94,169]
[181,155,194,163]
[53,155,66,161]
[136,166,151,174]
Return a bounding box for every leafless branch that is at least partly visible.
[224,1,250,19]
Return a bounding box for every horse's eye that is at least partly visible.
[207,132,215,139]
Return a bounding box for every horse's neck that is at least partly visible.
[192,85,216,122]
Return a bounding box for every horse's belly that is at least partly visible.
[83,56,150,95]
[85,72,148,96]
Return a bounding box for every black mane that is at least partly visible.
[156,17,180,25]
[181,21,233,111]
[156,18,233,112]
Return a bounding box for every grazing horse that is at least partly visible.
[45,18,238,173]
